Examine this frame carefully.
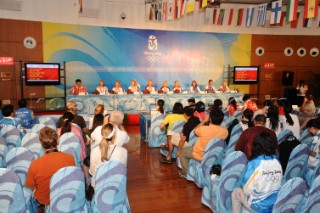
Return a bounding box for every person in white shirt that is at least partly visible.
[205,79,217,93]
[145,79,156,93]
[159,80,170,93]
[127,79,140,93]
[189,80,201,93]
[266,105,282,136]
[96,80,108,95]
[89,123,128,188]
[279,103,300,139]
[219,80,230,93]
[112,80,124,94]
[172,80,182,93]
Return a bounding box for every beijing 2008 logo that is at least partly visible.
[148,35,158,51]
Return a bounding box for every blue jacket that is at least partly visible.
[15,108,34,129]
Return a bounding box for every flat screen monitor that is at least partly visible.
[233,66,259,84]
[25,63,60,85]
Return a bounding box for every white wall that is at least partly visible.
[0,0,320,35]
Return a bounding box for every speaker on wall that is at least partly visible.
[282,71,294,86]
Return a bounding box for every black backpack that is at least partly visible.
[279,135,301,173]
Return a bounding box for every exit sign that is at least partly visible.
[0,57,14,65]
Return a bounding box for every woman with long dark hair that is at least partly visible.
[227,97,238,116]
[194,101,206,121]
[156,99,165,114]
[239,109,254,131]
[280,102,300,139]
[189,80,201,93]
[266,105,282,136]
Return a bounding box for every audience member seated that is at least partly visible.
[57,112,86,161]
[57,101,88,134]
[232,132,282,213]
[179,108,228,178]
[0,104,25,136]
[274,99,285,115]
[189,80,201,93]
[144,79,156,94]
[160,106,200,164]
[254,99,272,118]
[127,79,140,93]
[160,102,187,150]
[159,80,170,93]
[298,93,316,126]
[111,80,124,94]
[89,104,107,129]
[69,79,87,95]
[172,80,182,93]
[227,97,238,116]
[242,94,258,112]
[89,114,105,142]
[239,109,254,131]
[188,97,196,110]
[152,99,165,117]
[205,79,217,93]
[25,127,75,207]
[89,123,128,187]
[194,101,206,121]
[279,103,300,139]
[15,99,35,130]
[209,99,223,112]
[95,80,108,95]
[235,115,278,160]
[219,81,230,93]
[296,80,308,107]
[266,105,282,136]
[306,118,320,169]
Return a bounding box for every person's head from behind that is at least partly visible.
[18,99,27,108]
[267,105,279,119]
[242,109,254,127]
[2,105,14,117]
[275,99,285,107]
[263,100,272,108]
[157,99,165,114]
[110,110,124,126]
[191,80,197,87]
[251,132,277,159]
[195,101,205,113]
[242,94,250,102]
[40,127,58,150]
[299,80,305,86]
[254,114,267,126]
[66,101,78,114]
[210,108,224,125]
[306,118,320,135]
[99,123,116,161]
[213,99,223,110]
[229,97,237,109]
[75,79,82,87]
[61,112,74,135]
[208,79,213,86]
[183,106,194,119]
[99,80,105,87]
[94,104,104,115]
[91,114,104,132]
[188,97,195,106]
[172,102,184,114]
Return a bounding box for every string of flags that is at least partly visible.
[146,0,320,28]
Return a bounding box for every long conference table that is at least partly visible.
[67,92,244,114]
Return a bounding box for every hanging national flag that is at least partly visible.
[149,4,156,21]
[212,8,218,24]
[186,0,195,13]
[157,2,163,21]
[290,11,300,28]
[286,0,298,22]
[304,0,319,19]
[236,8,244,26]
[270,11,286,26]
[167,0,174,20]
[303,17,313,27]
[245,7,255,27]
[257,3,267,26]
[199,0,207,9]
[180,0,186,17]
[271,0,282,25]
[174,0,180,20]
[228,8,234,25]
[218,9,225,25]
[163,1,168,21]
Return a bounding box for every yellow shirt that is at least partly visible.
[193,125,228,161]
[162,114,187,131]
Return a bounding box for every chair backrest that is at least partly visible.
[0,125,21,151]
[0,137,8,168]
[304,176,320,213]
[150,112,165,123]
[148,112,166,148]
[283,144,309,183]
[272,177,307,213]
[0,168,28,213]
[277,129,294,145]
[300,128,313,145]
[224,132,242,157]
[188,129,198,146]
[58,132,81,166]
[49,166,87,213]
[30,123,46,134]
[38,117,57,130]
[230,124,243,137]
[171,120,186,133]
[5,147,34,185]
[214,151,248,213]
[93,160,130,213]
[225,117,236,128]
[232,110,243,120]
[21,132,45,159]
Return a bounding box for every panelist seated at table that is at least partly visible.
[219,81,230,93]
[205,79,217,93]
[189,80,201,93]
[96,80,108,95]
[158,80,170,93]
[127,79,140,94]
[172,80,182,93]
[69,79,87,95]
[110,80,124,94]
[144,79,156,94]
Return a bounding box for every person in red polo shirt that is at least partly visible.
[69,79,87,95]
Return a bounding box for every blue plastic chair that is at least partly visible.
[58,132,82,167]
[188,129,198,146]
[232,110,243,120]
[0,125,21,151]
[92,161,130,213]
[48,166,88,213]
[0,168,28,213]
[30,123,46,134]
[300,128,313,146]
[0,137,8,168]
[224,124,243,157]
[303,176,320,213]
[201,151,248,212]
[272,177,307,213]
[38,117,57,130]
[148,112,166,148]
[277,129,294,145]
[225,117,237,128]
[282,144,309,184]
[187,139,225,188]
[305,160,320,188]
[21,132,45,159]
